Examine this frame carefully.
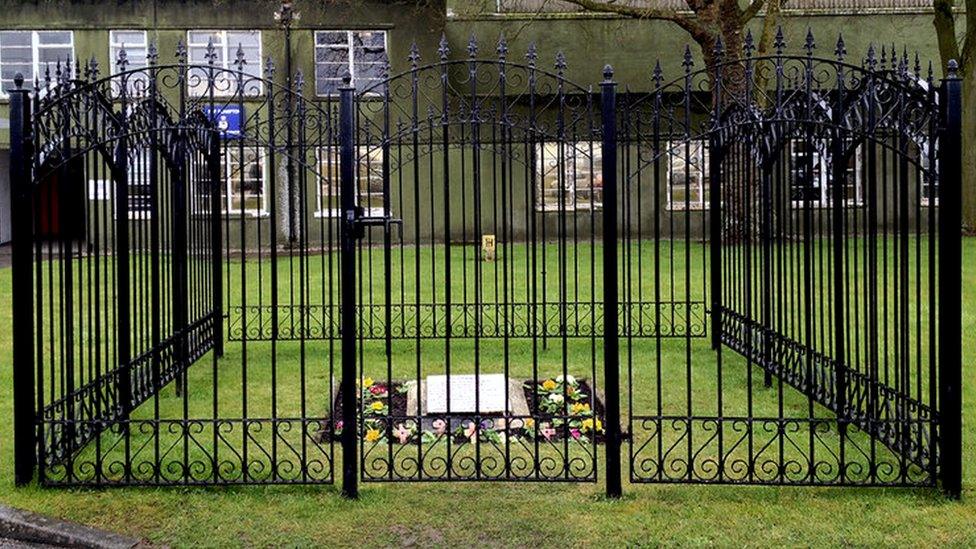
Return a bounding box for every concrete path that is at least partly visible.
[0,506,142,549]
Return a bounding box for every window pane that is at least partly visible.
[37,31,71,45]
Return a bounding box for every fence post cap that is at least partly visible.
[13,72,23,89]
[602,64,614,84]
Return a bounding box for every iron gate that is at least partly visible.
[8,31,962,498]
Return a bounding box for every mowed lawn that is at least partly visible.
[0,240,974,547]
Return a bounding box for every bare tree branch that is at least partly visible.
[556,0,708,39]
[740,0,766,24]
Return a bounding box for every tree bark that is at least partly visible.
[932,0,976,232]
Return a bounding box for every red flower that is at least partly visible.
[369,385,386,395]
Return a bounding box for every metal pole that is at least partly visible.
[339,77,359,499]
[10,74,35,485]
[210,130,224,357]
[600,65,622,499]
[938,61,962,499]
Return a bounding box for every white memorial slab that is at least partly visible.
[426,374,508,414]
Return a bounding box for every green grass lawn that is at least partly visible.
[0,240,974,546]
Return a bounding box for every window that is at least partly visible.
[0,31,74,95]
[667,140,710,211]
[126,149,153,219]
[789,139,862,206]
[315,146,385,217]
[917,141,938,206]
[109,30,149,96]
[535,141,603,212]
[314,31,388,96]
[187,31,262,97]
[221,147,266,214]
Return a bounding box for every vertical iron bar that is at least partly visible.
[339,77,359,499]
[600,65,621,499]
[938,62,962,498]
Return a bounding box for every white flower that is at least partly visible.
[548,393,564,403]
[556,374,577,385]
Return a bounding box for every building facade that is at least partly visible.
[0,0,955,245]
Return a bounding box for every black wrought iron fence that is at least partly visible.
[7,30,963,499]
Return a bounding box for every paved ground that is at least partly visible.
[0,244,9,268]
[0,506,140,549]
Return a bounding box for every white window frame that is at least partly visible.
[666,140,710,211]
[0,30,75,98]
[314,30,388,98]
[186,30,263,97]
[314,145,387,218]
[126,148,153,220]
[221,146,268,216]
[109,30,149,96]
[534,141,603,213]
[789,139,863,207]
[918,140,938,207]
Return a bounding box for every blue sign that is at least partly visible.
[203,105,243,139]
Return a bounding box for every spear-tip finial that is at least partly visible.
[774,26,785,55]
[409,42,421,68]
[804,28,816,55]
[438,33,450,61]
[744,29,756,57]
[497,35,508,61]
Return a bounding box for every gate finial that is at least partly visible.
[147,41,158,66]
[744,29,756,58]
[497,35,508,62]
[555,51,567,74]
[438,34,450,62]
[804,28,816,56]
[116,46,129,72]
[526,43,538,68]
[294,69,305,92]
[834,34,847,62]
[866,44,877,71]
[265,56,276,80]
[176,39,187,67]
[713,36,724,60]
[409,42,421,70]
[234,43,247,72]
[13,72,23,89]
[682,45,694,72]
[652,60,663,89]
[774,26,785,56]
[467,35,478,59]
[206,37,218,66]
[602,64,614,83]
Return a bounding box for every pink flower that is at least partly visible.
[464,422,478,444]
[432,419,447,435]
[570,428,581,440]
[335,420,343,431]
[394,424,412,444]
[541,427,557,441]
[369,385,386,395]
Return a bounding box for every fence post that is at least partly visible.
[172,130,189,393]
[339,76,359,499]
[115,100,133,421]
[209,130,224,358]
[10,74,35,485]
[938,61,962,499]
[600,65,622,499]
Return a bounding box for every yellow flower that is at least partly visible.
[370,401,385,412]
[523,418,535,429]
[362,377,374,388]
[571,403,591,415]
[581,418,603,433]
[365,429,381,442]
[542,379,557,391]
